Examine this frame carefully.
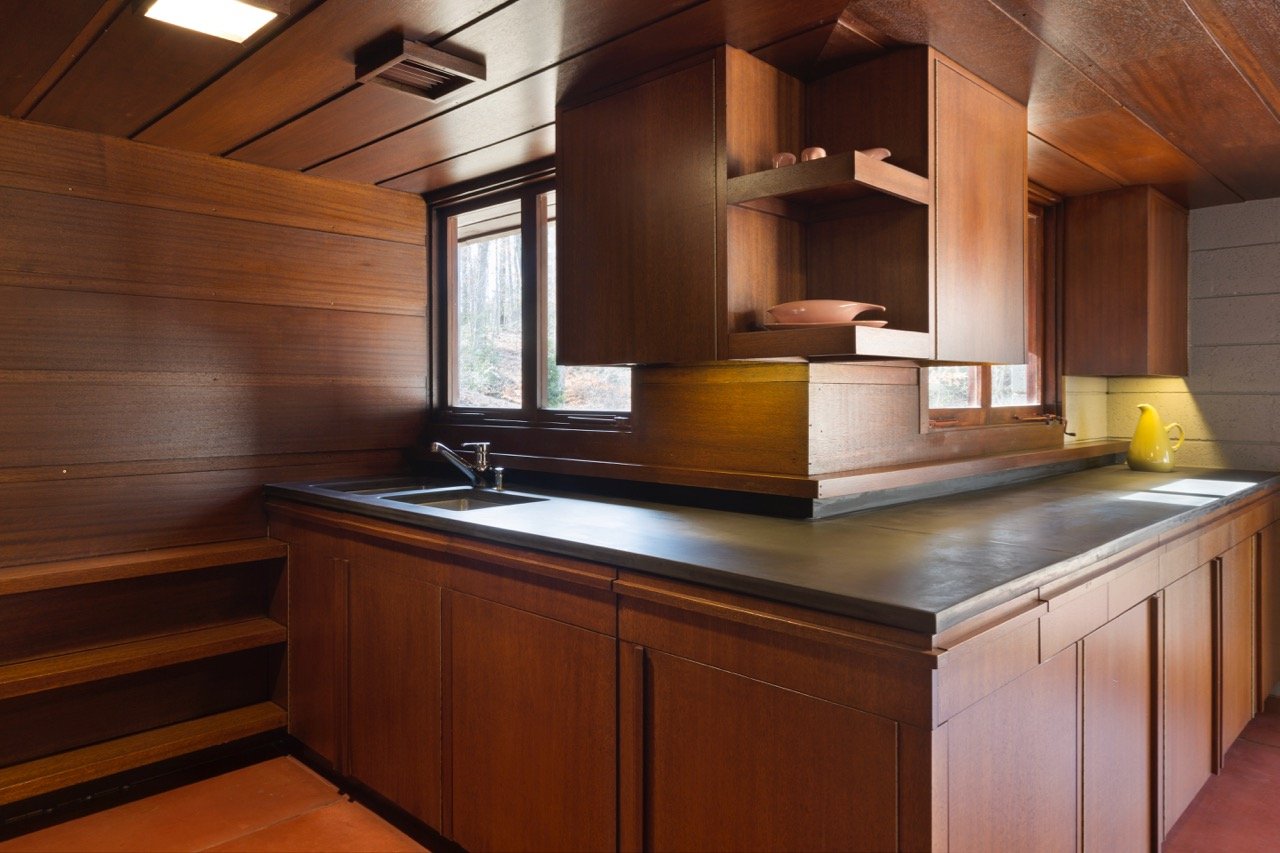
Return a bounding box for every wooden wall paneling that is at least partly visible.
[1219,537,1256,760]
[0,450,403,569]
[447,590,616,852]
[640,649,897,852]
[1,286,426,377]
[723,45,804,177]
[0,0,112,114]
[28,2,301,138]
[380,124,555,194]
[0,563,277,667]
[312,0,849,185]
[933,56,1027,364]
[945,646,1079,852]
[229,0,696,171]
[347,538,443,828]
[0,378,423,468]
[1163,561,1215,835]
[0,649,274,767]
[839,0,1239,207]
[0,187,425,315]
[0,118,426,244]
[134,0,512,154]
[555,57,719,365]
[988,0,1280,200]
[725,206,805,333]
[1082,598,1158,852]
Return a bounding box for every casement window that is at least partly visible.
[432,175,631,427]
[926,200,1060,428]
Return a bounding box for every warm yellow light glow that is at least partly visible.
[1119,492,1215,507]
[144,0,277,43]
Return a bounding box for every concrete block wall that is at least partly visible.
[1064,197,1280,470]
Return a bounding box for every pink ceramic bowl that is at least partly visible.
[764,299,886,324]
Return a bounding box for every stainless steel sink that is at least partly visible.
[379,486,545,511]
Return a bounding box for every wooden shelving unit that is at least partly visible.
[0,702,286,806]
[727,150,931,213]
[0,618,286,702]
[0,540,289,811]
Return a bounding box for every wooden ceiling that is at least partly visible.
[5,0,1280,207]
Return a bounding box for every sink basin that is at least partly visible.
[380,487,545,511]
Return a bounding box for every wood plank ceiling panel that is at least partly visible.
[1027,135,1122,197]
[840,0,1239,206]
[0,0,111,114]
[28,1,311,138]
[1183,0,1280,131]
[134,0,512,155]
[988,0,1280,199]
[381,124,555,194]
[310,0,851,184]
[229,0,701,171]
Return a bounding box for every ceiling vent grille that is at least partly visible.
[355,39,485,102]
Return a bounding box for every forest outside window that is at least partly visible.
[926,201,1054,428]
[437,179,630,425]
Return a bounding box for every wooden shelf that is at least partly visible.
[726,150,931,213]
[0,539,287,597]
[0,702,286,806]
[726,325,933,360]
[0,618,286,702]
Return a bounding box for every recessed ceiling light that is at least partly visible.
[141,0,282,44]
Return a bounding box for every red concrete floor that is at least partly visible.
[1165,707,1280,853]
[0,757,424,853]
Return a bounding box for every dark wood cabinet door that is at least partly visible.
[634,648,897,853]
[347,539,443,828]
[275,517,346,770]
[557,58,720,366]
[1164,561,1215,835]
[447,590,616,852]
[946,646,1079,853]
[1220,537,1256,759]
[1083,598,1158,852]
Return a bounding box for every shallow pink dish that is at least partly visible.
[764,299,886,325]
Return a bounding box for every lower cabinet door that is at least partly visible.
[1083,598,1157,851]
[1220,537,1256,759]
[1164,561,1215,834]
[635,649,897,852]
[448,590,617,852]
[347,541,443,828]
[946,646,1079,853]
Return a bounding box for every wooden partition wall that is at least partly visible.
[0,116,426,809]
[0,116,427,567]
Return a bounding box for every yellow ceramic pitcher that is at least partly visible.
[1127,403,1185,472]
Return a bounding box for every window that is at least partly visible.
[926,201,1055,427]
[434,177,630,426]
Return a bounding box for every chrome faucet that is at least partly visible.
[430,441,504,490]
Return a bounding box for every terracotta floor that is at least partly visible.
[0,757,424,853]
[1165,708,1280,853]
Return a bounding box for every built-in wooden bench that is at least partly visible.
[0,539,288,809]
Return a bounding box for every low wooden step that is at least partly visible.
[0,539,287,597]
[0,702,286,806]
[0,618,287,702]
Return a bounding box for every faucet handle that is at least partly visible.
[461,441,490,470]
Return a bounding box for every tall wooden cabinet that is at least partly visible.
[557,45,1027,365]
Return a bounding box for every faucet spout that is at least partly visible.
[430,441,483,487]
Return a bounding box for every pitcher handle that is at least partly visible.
[1166,422,1185,451]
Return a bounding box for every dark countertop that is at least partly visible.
[266,465,1279,635]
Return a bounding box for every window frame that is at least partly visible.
[429,170,631,431]
[926,198,1060,430]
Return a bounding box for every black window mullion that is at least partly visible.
[519,188,540,420]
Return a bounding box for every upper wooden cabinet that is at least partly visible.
[1064,185,1189,376]
[556,45,1027,366]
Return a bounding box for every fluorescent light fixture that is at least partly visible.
[143,0,278,43]
[1119,492,1215,507]
[1151,478,1256,497]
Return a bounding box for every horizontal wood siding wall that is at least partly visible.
[0,117,427,568]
